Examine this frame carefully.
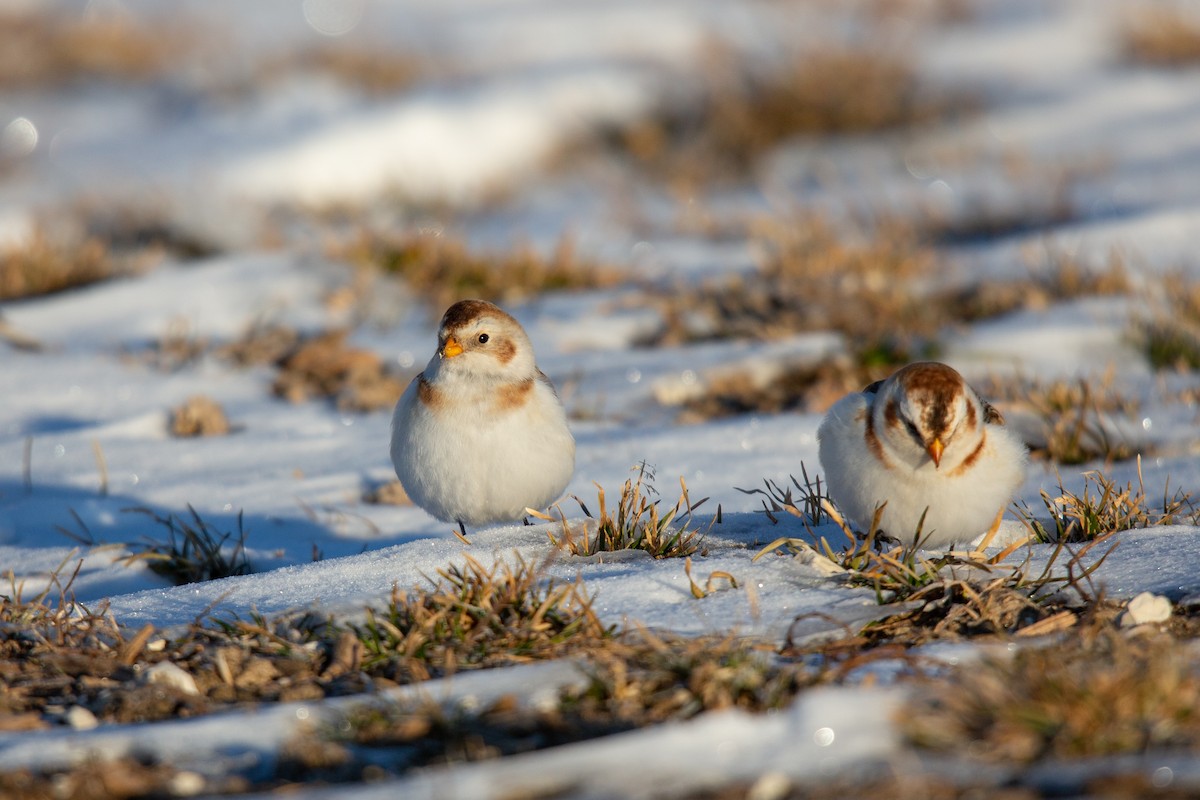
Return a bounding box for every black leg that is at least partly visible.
[523,516,532,526]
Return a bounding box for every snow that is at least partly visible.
[2,0,1200,794]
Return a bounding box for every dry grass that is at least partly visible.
[646,216,939,355]
[948,248,1132,323]
[338,229,623,310]
[354,554,611,682]
[1122,6,1200,67]
[261,44,423,96]
[0,9,195,89]
[1018,463,1200,543]
[980,371,1141,465]
[0,231,118,302]
[650,222,1138,423]
[536,464,716,559]
[568,41,973,183]
[131,322,407,411]
[906,627,1200,762]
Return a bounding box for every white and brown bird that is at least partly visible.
[817,361,1027,549]
[390,300,575,537]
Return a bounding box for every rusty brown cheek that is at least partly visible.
[494,339,517,365]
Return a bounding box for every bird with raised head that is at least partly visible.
[390,299,575,538]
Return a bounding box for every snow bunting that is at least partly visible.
[817,361,1027,548]
[390,299,575,534]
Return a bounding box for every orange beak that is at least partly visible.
[440,335,463,359]
[926,438,944,468]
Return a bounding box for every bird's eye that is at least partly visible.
[904,420,921,440]
[477,333,489,344]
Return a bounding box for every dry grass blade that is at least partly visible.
[118,505,253,585]
[546,464,716,559]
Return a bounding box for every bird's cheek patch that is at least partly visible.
[495,339,517,364]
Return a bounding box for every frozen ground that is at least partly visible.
[2,0,1200,796]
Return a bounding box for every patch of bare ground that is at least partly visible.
[562,38,976,185]
[1122,6,1200,67]
[653,217,1132,423]
[0,8,196,89]
[0,231,117,302]
[1,203,221,304]
[132,322,409,412]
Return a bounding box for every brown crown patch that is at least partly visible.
[898,362,963,436]
[440,299,507,333]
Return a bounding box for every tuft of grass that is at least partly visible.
[271,328,407,412]
[338,229,623,310]
[119,506,253,584]
[1018,462,1200,543]
[0,231,118,301]
[736,464,831,527]
[1122,6,1200,67]
[1138,273,1200,371]
[537,464,716,559]
[353,554,611,682]
[905,627,1200,762]
[169,395,231,438]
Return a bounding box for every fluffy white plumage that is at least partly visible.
[390,299,575,529]
[817,361,1027,548]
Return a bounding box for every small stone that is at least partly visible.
[64,705,99,730]
[1120,591,1172,628]
[142,661,200,695]
[167,771,206,796]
